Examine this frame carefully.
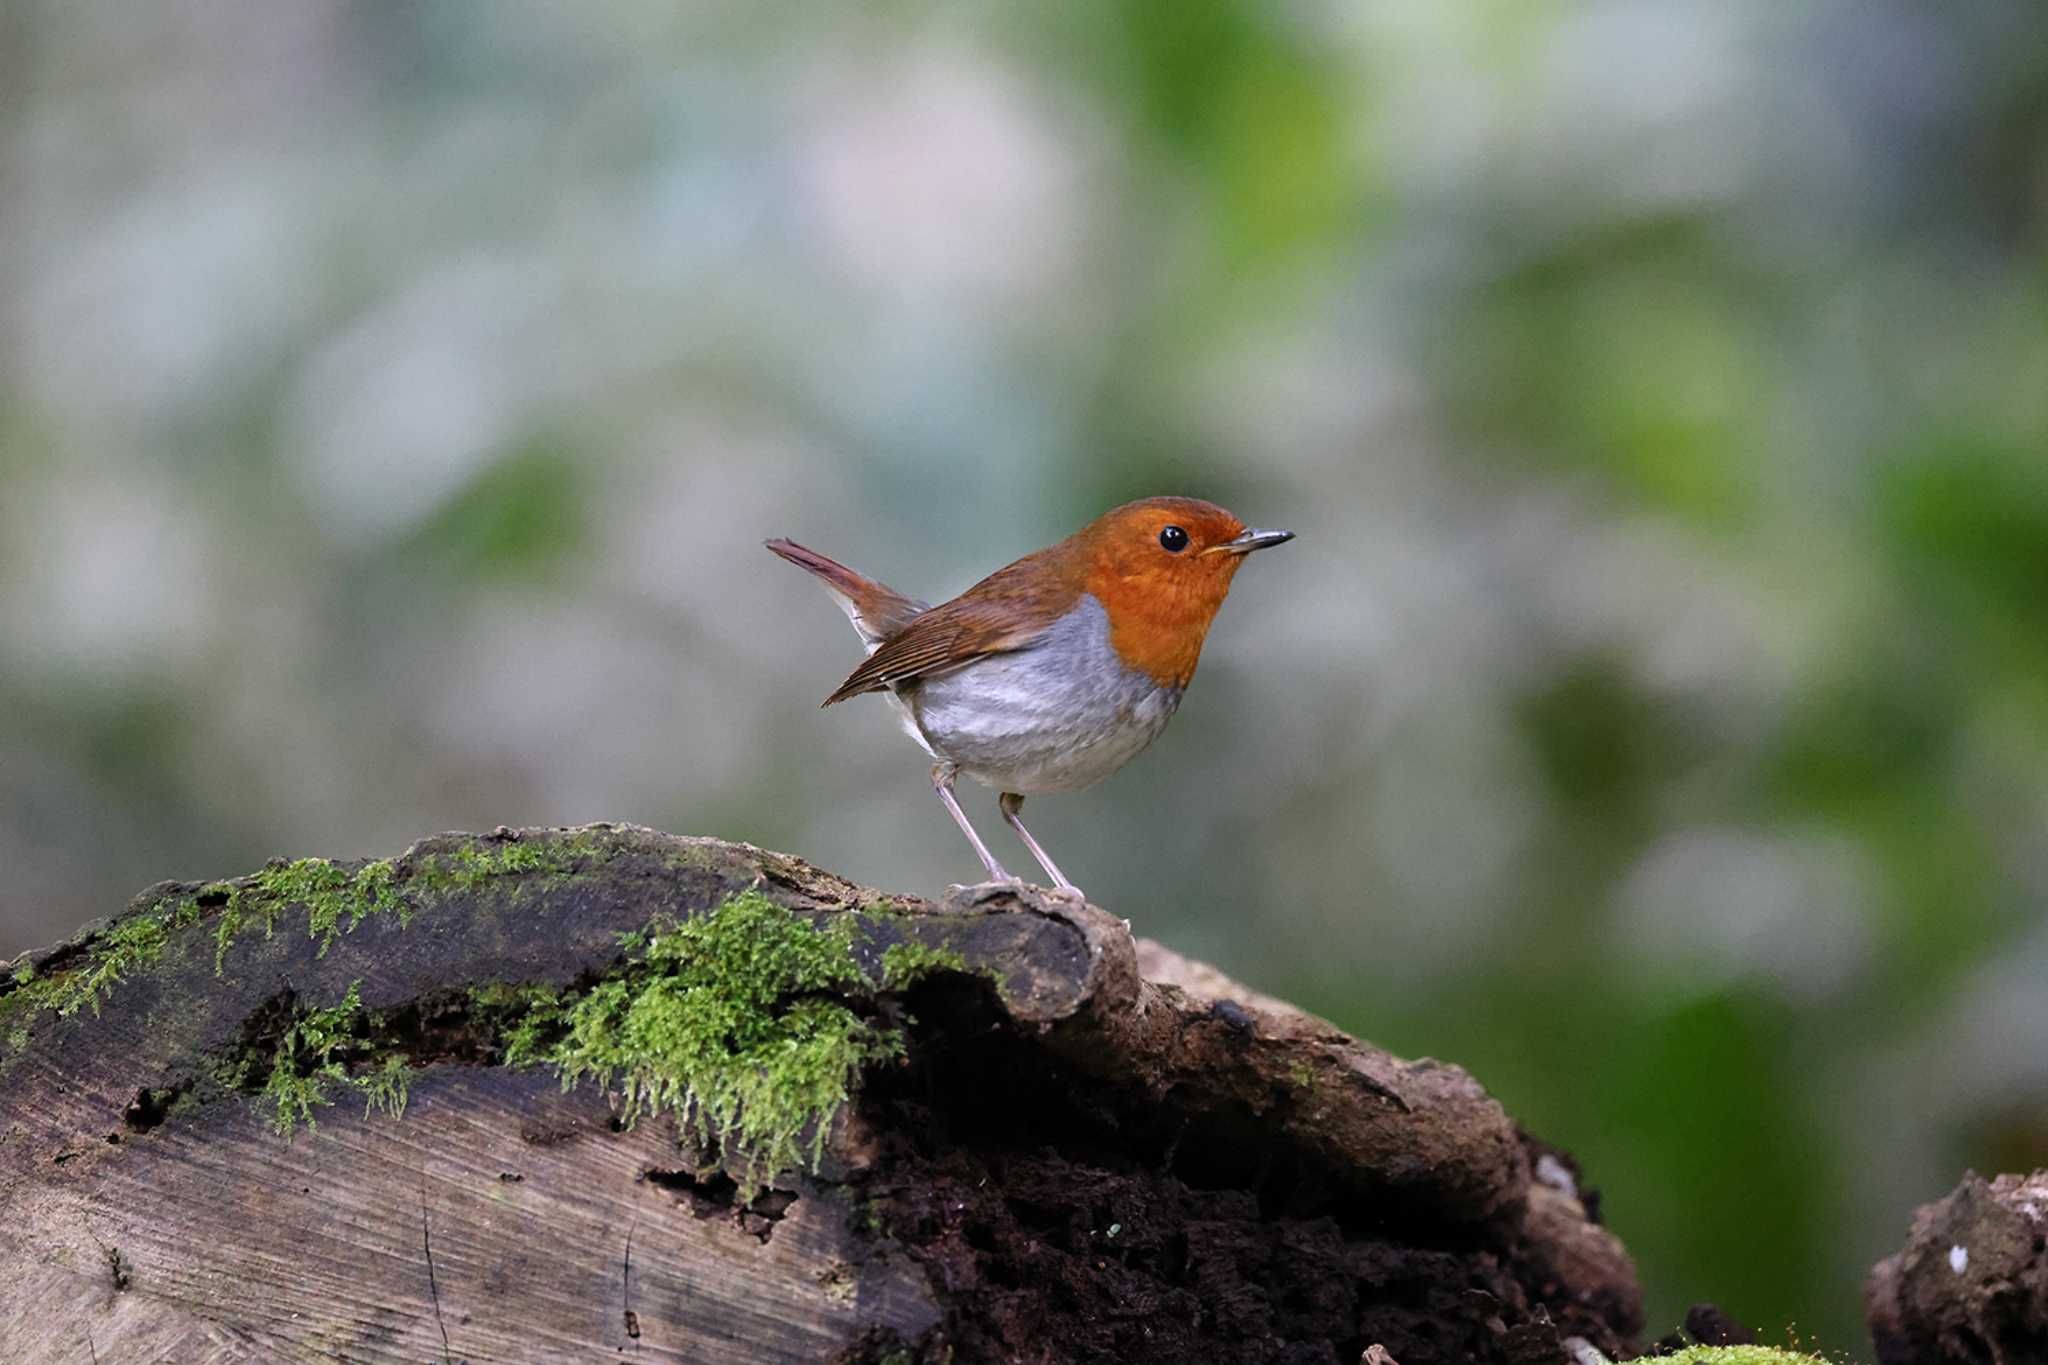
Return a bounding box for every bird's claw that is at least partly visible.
[941,877,1027,910]
[940,878,1089,911]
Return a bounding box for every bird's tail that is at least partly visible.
[766,538,928,653]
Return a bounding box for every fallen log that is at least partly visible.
[0,824,1642,1363]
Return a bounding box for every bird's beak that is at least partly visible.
[1205,527,1296,556]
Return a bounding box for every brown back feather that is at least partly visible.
[821,544,1084,705]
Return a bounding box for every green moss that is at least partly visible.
[6,831,647,1038]
[449,842,554,886]
[264,1068,335,1135]
[212,905,243,975]
[7,892,197,1020]
[356,1056,415,1121]
[1655,1350,1837,1365]
[10,840,922,1191]
[209,836,613,972]
[221,856,412,961]
[470,982,565,1067]
[262,982,365,1136]
[419,838,595,896]
[879,939,969,991]
[211,835,613,976]
[259,981,418,1137]
[499,891,901,1197]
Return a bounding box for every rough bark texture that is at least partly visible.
[1,824,1644,1364]
[1866,1169,2048,1365]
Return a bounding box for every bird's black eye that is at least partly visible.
[1159,525,1189,553]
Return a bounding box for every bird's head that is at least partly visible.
[1070,496,1294,689]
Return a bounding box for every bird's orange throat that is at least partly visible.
[1088,556,1245,690]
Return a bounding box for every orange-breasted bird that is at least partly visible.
[768,496,1294,895]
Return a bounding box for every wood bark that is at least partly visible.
[1866,1169,2048,1365]
[1,825,1644,1364]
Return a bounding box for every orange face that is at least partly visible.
[1078,496,1289,690]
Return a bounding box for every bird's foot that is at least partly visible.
[941,878,1088,911]
[941,877,1027,910]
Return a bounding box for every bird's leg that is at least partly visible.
[999,792,1080,895]
[932,763,1015,884]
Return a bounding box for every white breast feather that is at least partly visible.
[899,595,1182,793]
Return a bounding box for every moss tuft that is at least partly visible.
[259,981,414,1137]
[1653,1350,1838,1365]
[469,982,565,1067]
[262,982,365,1136]
[228,856,411,961]
[7,892,198,1020]
[77,914,172,1006]
[422,839,592,896]
[449,842,555,887]
[6,830,640,1037]
[212,906,242,975]
[879,939,969,991]
[210,837,606,972]
[211,837,609,977]
[356,1055,415,1121]
[499,891,901,1196]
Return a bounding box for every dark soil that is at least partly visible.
[843,975,1630,1365]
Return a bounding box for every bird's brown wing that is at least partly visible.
[820,552,1080,705]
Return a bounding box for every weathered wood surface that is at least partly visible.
[1,825,1645,1364]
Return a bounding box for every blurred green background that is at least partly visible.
[3,1,2045,1353]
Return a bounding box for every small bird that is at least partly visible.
[768,496,1293,896]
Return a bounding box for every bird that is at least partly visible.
[767,495,1294,897]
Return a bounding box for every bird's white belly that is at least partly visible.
[898,595,1182,794]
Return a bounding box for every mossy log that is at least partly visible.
[1,824,1643,1364]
